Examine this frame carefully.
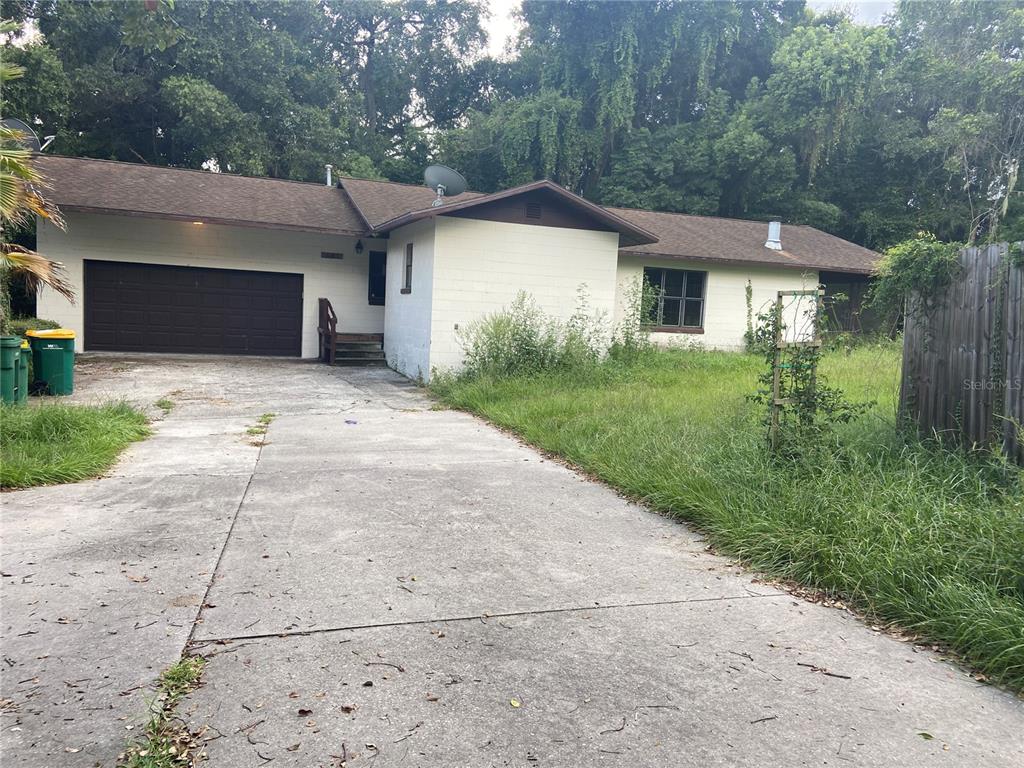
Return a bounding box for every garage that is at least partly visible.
[84,260,303,356]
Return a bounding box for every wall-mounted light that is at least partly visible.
[355,239,364,255]
[192,221,204,225]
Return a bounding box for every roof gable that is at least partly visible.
[339,175,485,230]
[370,180,659,248]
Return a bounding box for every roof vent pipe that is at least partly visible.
[325,164,333,187]
[765,220,782,250]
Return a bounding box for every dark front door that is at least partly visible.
[84,260,303,356]
[368,250,387,306]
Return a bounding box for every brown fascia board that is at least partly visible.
[370,179,660,247]
[60,205,370,237]
[620,249,876,275]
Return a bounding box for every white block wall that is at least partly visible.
[36,212,386,358]
[383,219,436,381]
[430,217,620,375]
[382,217,621,380]
[615,255,819,350]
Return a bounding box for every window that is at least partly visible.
[401,243,413,294]
[644,267,706,331]
[368,251,386,306]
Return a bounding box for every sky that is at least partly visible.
[482,1,897,58]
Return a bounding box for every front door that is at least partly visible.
[368,251,387,306]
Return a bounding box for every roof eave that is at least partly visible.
[59,205,370,238]
[620,248,876,275]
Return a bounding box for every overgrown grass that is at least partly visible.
[0,402,150,488]
[119,656,206,768]
[433,341,1024,691]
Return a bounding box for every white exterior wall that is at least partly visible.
[36,212,385,358]
[428,217,621,375]
[615,255,819,350]
[383,219,436,381]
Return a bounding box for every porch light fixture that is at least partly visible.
[355,239,364,255]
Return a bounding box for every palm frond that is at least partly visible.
[0,127,64,230]
[1,245,76,303]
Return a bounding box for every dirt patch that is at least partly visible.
[169,594,203,608]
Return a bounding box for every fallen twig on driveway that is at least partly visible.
[797,662,852,679]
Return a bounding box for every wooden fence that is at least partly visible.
[900,242,1023,465]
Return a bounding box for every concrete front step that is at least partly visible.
[332,358,388,367]
[334,342,384,352]
[333,333,384,343]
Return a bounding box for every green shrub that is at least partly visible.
[869,233,962,313]
[609,275,656,362]
[454,291,608,379]
[7,316,60,337]
[450,284,656,382]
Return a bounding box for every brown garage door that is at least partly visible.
[84,260,303,356]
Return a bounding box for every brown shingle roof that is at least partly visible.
[36,155,367,236]
[610,207,879,274]
[38,155,878,273]
[339,175,485,229]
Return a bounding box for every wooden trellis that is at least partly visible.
[769,288,825,451]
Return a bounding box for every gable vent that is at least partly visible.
[525,202,542,219]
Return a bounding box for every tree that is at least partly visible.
[18,0,378,180]
[885,0,1024,243]
[6,0,1021,250]
[325,0,488,174]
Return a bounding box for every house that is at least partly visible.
[34,155,879,380]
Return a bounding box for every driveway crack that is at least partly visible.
[185,424,266,648]
[189,592,786,647]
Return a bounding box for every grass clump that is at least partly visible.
[154,398,175,414]
[119,656,206,768]
[433,337,1024,691]
[245,413,276,444]
[0,402,150,488]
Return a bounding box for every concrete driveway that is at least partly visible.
[1,355,1021,767]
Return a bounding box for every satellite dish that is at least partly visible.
[2,118,42,151]
[424,164,467,207]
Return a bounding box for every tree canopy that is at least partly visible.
[2,0,1021,248]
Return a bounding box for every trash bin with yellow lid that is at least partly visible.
[0,335,22,403]
[26,328,76,396]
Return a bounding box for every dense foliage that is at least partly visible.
[870,232,964,311]
[2,0,1022,248]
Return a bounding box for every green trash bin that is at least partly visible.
[18,340,30,403]
[26,328,76,396]
[0,335,21,404]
